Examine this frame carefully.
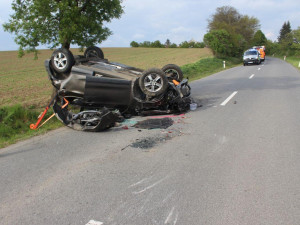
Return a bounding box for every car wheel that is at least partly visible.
[139,68,168,97]
[84,46,104,59]
[51,48,75,73]
[162,64,184,82]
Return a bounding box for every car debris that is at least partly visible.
[30,46,192,131]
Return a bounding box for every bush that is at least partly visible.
[130,41,139,47]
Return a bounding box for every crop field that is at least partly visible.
[0,47,212,108]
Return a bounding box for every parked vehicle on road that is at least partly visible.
[243,49,261,66]
[31,46,191,131]
[253,46,266,62]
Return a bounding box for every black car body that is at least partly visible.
[42,47,191,131]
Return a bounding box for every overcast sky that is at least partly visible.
[0,0,299,51]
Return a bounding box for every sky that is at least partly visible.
[0,0,299,51]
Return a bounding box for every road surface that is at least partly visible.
[1,57,299,225]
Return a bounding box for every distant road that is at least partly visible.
[1,57,299,225]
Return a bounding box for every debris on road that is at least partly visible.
[131,136,172,149]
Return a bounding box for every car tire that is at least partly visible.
[84,46,104,59]
[139,68,168,97]
[51,48,75,73]
[162,64,184,82]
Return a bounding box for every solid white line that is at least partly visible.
[249,74,255,79]
[220,91,238,106]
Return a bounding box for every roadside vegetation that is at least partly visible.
[282,56,300,70]
[182,57,241,81]
[130,39,205,49]
[0,105,61,148]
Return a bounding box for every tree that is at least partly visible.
[3,0,124,52]
[292,27,300,44]
[278,21,292,43]
[204,30,233,57]
[179,41,190,48]
[151,40,164,48]
[130,41,139,47]
[165,39,171,48]
[277,21,293,55]
[206,6,260,56]
[252,30,267,46]
[194,42,205,48]
[265,40,280,55]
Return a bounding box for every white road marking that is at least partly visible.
[220,91,238,106]
[249,74,255,79]
[164,207,175,224]
[258,68,261,70]
[85,220,103,225]
[133,177,167,194]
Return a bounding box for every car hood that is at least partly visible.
[243,55,258,59]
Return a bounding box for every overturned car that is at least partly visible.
[31,46,192,131]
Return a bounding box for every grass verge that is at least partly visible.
[0,55,241,149]
[182,57,241,81]
[275,55,300,70]
[285,56,300,70]
[0,105,62,148]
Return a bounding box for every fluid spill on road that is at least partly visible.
[131,136,172,149]
[134,118,173,130]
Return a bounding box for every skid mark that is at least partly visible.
[129,177,149,187]
[133,176,168,194]
[164,207,175,224]
[173,213,179,225]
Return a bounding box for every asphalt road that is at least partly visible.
[1,57,300,225]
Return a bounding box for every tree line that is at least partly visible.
[268,21,300,56]
[203,6,300,58]
[130,39,205,48]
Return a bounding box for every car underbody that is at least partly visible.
[31,47,192,131]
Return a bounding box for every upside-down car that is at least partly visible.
[31,46,192,131]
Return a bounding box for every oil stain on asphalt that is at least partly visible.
[134,118,174,130]
[131,136,172,149]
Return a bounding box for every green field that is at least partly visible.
[0,47,212,108]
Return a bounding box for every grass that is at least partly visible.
[284,56,300,70]
[0,105,62,148]
[0,47,242,149]
[182,57,241,81]
[273,55,300,70]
